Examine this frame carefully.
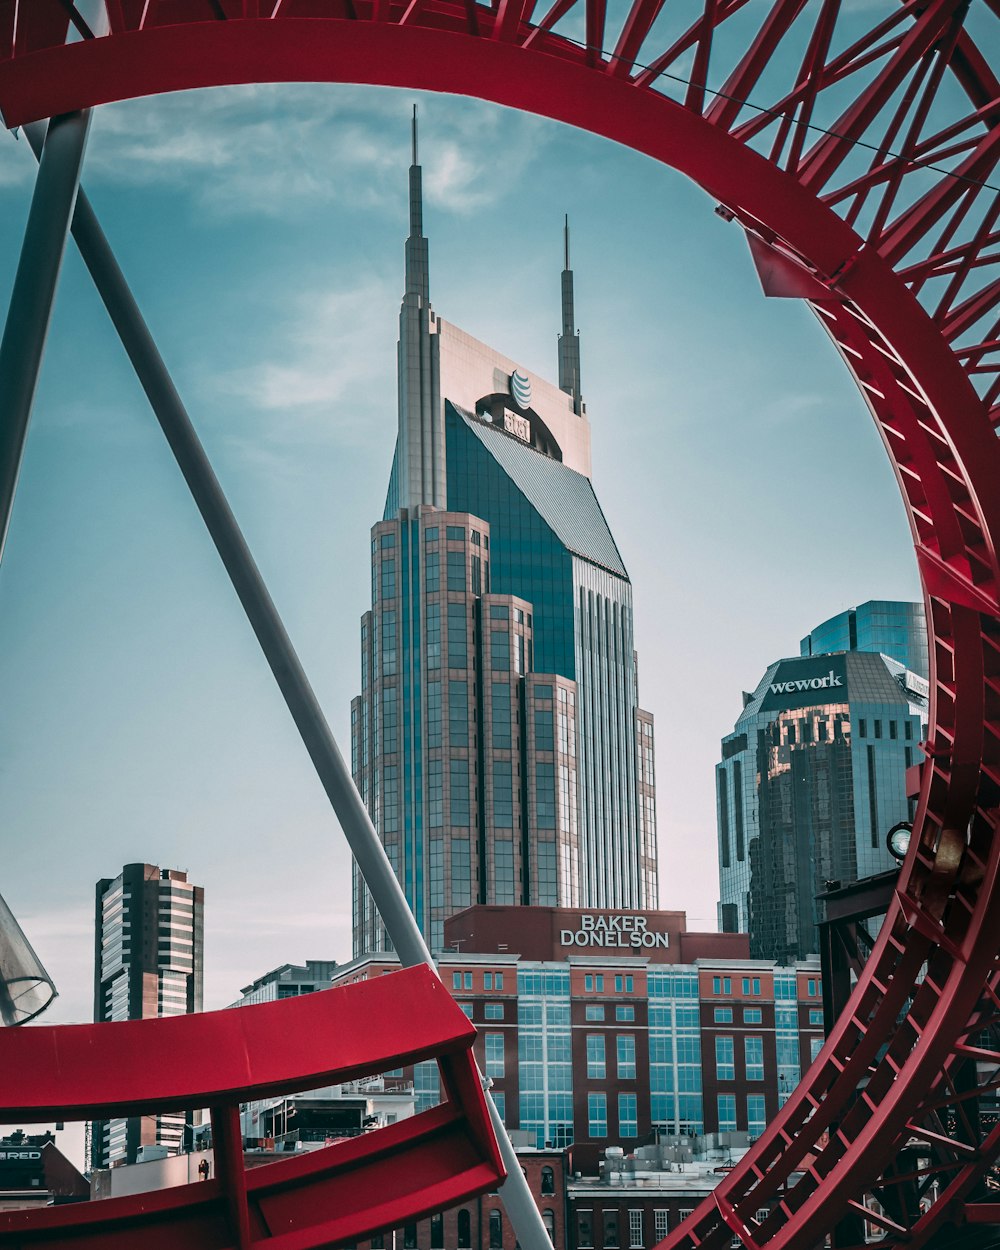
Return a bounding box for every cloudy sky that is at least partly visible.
[0,84,919,1041]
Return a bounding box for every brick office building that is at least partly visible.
[331,905,823,1177]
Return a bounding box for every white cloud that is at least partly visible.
[210,271,398,447]
[83,85,552,219]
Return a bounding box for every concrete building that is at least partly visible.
[799,598,928,680]
[91,864,204,1168]
[717,651,927,962]
[567,1141,766,1250]
[233,959,338,1007]
[332,904,823,1176]
[228,958,411,1148]
[351,117,657,957]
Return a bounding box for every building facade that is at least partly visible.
[799,599,928,680]
[228,959,414,1149]
[717,651,927,962]
[91,864,204,1168]
[232,959,338,1007]
[332,905,822,1176]
[351,123,657,956]
[0,1132,88,1212]
[341,1141,761,1250]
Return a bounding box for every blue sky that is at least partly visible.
[0,84,919,1037]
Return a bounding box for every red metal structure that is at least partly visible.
[0,2,998,1248]
[0,965,505,1248]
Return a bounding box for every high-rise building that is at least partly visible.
[800,599,928,680]
[91,864,204,1168]
[717,652,927,962]
[351,115,658,956]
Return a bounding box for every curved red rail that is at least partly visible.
[0,964,505,1249]
[1,3,998,1246]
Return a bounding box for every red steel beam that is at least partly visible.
[0,3,996,1248]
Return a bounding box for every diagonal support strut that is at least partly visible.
[19,119,551,1250]
[0,110,91,566]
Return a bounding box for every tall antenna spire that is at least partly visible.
[405,104,429,304]
[558,214,583,415]
[397,104,443,511]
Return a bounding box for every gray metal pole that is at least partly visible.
[0,112,91,566]
[23,123,550,1250]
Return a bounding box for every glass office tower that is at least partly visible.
[351,122,658,956]
[800,600,928,680]
[717,652,927,962]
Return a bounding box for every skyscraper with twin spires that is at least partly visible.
[351,113,658,956]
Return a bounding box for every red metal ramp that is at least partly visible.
[0,964,505,1249]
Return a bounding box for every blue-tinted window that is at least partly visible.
[383,764,399,833]
[536,762,556,829]
[586,1034,606,1078]
[491,683,512,748]
[427,758,443,829]
[381,611,397,676]
[426,681,441,748]
[588,1092,607,1137]
[381,558,396,599]
[447,549,466,592]
[485,1033,505,1078]
[493,760,514,828]
[618,1092,638,1138]
[424,550,439,593]
[450,758,470,827]
[447,602,467,668]
[449,680,469,746]
[717,1093,737,1132]
[747,1094,766,1136]
[745,1036,764,1081]
[452,839,471,907]
[426,602,441,670]
[491,630,510,672]
[716,1036,734,1080]
[494,839,515,903]
[382,685,398,746]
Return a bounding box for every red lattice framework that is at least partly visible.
[0,2,998,1249]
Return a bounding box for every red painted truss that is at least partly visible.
[0,3,999,1248]
[0,965,505,1249]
